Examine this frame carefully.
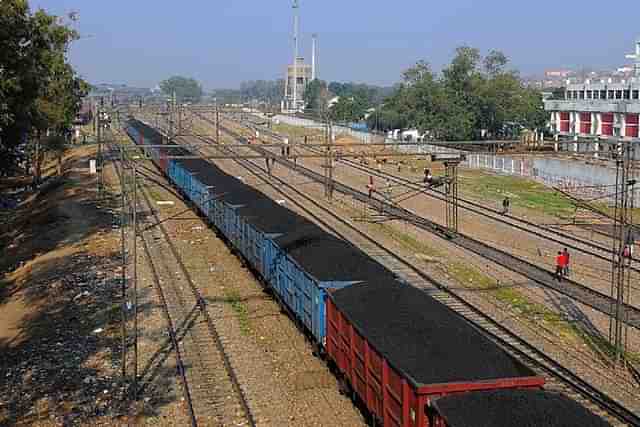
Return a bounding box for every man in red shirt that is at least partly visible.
[555,251,565,282]
[562,248,570,277]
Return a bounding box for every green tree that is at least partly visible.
[303,79,330,114]
[239,79,284,106]
[160,76,203,103]
[329,94,368,123]
[369,47,544,141]
[0,1,87,179]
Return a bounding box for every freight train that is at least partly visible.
[124,118,610,427]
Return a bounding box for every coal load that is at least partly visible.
[275,225,395,283]
[331,280,536,386]
[433,389,611,427]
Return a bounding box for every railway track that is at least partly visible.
[236,113,640,273]
[181,127,639,426]
[109,138,256,427]
[235,114,635,255]
[208,117,640,334]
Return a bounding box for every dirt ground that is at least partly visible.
[0,145,127,425]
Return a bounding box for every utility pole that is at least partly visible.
[216,99,220,144]
[132,161,138,399]
[97,105,102,197]
[609,142,636,364]
[323,114,334,200]
[120,142,127,380]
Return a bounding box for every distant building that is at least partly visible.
[544,38,640,141]
[545,69,572,79]
[282,57,312,112]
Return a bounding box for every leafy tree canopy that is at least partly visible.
[371,46,546,140]
[0,0,87,176]
[160,76,203,103]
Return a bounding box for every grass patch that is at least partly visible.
[223,290,250,335]
[145,187,163,202]
[272,123,324,140]
[459,169,576,218]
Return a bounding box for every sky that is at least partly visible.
[30,0,640,90]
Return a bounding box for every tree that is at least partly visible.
[0,1,87,180]
[369,47,545,141]
[160,76,203,103]
[303,79,330,114]
[329,94,368,123]
[239,79,284,106]
[483,49,509,76]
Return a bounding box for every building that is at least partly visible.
[282,57,312,112]
[281,1,317,113]
[544,38,640,142]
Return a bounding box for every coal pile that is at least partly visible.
[433,389,611,427]
[331,280,536,387]
[275,225,394,283]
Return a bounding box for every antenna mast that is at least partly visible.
[292,0,300,111]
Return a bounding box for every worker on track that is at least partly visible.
[562,248,570,277]
[502,197,510,215]
[555,251,565,282]
[424,168,433,186]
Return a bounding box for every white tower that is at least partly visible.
[312,34,317,81]
[625,37,640,77]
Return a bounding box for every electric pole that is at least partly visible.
[609,141,636,365]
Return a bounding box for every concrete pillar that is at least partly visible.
[596,112,602,135]
[594,141,600,159]
[621,113,626,138]
[554,141,559,152]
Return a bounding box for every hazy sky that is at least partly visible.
[31,1,640,89]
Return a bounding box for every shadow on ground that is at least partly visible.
[0,153,184,424]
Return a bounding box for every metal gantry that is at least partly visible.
[609,143,636,364]
[444,161,460,232]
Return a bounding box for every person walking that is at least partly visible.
[555,251,565,282]
[562,248,570,277]
[502,197,510,215]
[424,168,433,186]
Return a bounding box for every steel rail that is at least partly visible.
[110,143,198,427]
[115,135,257,427]
[197,126,640,427]
[215,121,640,333]
[233,113,630,258]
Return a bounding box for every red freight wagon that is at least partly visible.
[601,113,614,136]
[326,281,544,427]
[626,114,639,138]
[559,112,570,132]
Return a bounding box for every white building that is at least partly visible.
[544,38,640,142]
